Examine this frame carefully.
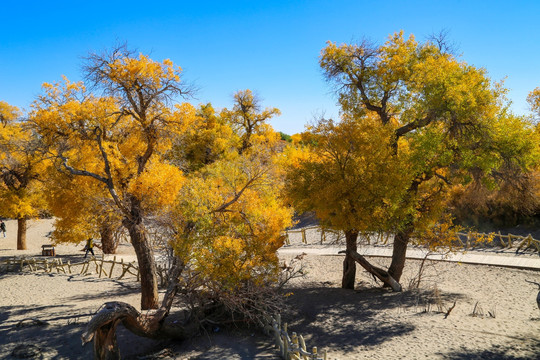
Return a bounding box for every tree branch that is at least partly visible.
[395,112,437,139]
[339,249,402,291]
[212,168,266,213]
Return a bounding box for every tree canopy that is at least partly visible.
[31,49,193,309]
[0,102,49,249]
[316,31,540,283]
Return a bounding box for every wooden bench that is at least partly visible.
[41,245,56,256]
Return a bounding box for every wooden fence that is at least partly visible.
[455,231,540,252]
[264,313,327,360]
[284,226,346,245]
[0,256,172,286]
[285,227,540,252]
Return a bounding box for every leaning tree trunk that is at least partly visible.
[388,227,413,283]
[345,249,401,291]
[17,217,27,250]
[82,262,190,360]
[123,199,159,310]
[342,230,358,289]
[100,222,117,254]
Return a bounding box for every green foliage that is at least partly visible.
[279,131,292,142]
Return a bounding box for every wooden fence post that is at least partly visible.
[109,256,116,278]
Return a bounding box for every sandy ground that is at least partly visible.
[1,219,540,359]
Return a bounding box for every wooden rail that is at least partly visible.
[455,232,540,252]
[284,227,388,246]
[264,313,327,360]
[0,256,172,286]
[284,227,540,253]
[284,226,345,245]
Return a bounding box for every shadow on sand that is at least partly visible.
[283,284,466,353]
[438,340,540,360]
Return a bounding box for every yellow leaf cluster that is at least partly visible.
[128,162,185,211]
[0,101,22,125]
[108,54,181,89]
[0,115,49,219]
[173,145,292,287]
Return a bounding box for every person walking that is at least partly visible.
[84,238,95,258]
[0,221,6,237]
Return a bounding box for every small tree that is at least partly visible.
[285,115,407,290]
[0,101,48,249]
[169,91,293,316]
[45,170,124,254]
[220,89,281,153]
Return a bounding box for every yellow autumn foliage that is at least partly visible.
[0,108,49,220]
[173,142,293,289]
[285,115,410,233]
[0,101,22,125]
[128,162,185,211]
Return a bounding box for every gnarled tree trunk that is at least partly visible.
[82,262,187,360]
[342,230,358,289]
[124,219,159,310]
[388,181,420,283]
[17,217,27,250]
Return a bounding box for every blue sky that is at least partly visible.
[1,1,540,134]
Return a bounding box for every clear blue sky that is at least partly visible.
[1,1,540,134]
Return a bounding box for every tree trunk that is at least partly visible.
[100,223,117,254]
[17,217,27,250]
[82,262,188,359]
[388,228,412,283]
[346,250,401,291]
[388,180,420,283]
[125,220,159,310]
[342,230,358,289]
[92,317,121,360]
[124,199,159,310]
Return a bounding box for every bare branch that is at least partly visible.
[426,29,459,56]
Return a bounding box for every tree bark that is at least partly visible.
[342,230,358,289]
[124,198,159,310]
[92,316,121,360]
[388,228,412,283]
[346,250,402,291]
[100,223,117,254]
[388,180,420,283]
[17,217,27,250]
[125,221,159,310]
